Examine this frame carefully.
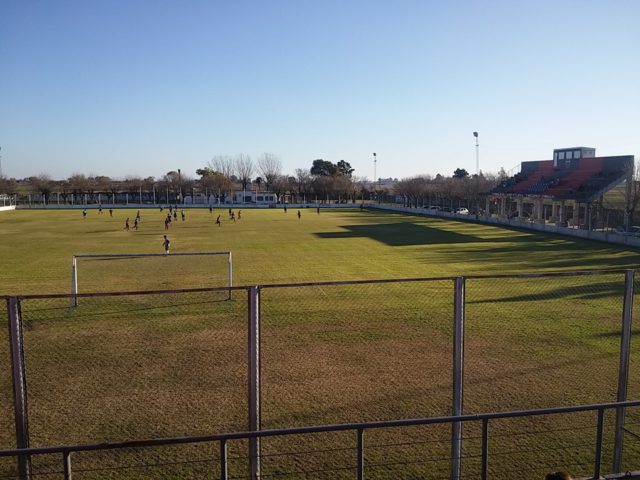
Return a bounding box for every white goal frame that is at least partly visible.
[71,251,233,305]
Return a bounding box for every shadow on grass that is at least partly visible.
[467,280,626,304]
[316,222,482,246]
[594,329,640,337]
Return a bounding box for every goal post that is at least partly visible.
[71,251,233,306]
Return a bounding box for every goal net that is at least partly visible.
[71,252,232,304]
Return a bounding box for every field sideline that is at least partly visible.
[1,207,639,479]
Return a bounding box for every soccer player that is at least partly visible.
[98,205,103,214]
[209,205,213,214]
[317,206,320,215]
[284,205,287,213]
[124,218,130,230]
[297,210,301,219]
[82,208,87,218]
[109,208,113,217]
[136,210,141,222]
[173,210,178,221]
[238,210,242,220]
[163,235,170,255]
[216,215,221,227]
[133,218,139,230]
[181,210,185,221]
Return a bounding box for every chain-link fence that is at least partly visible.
[260,279,454,479]
[1,270,639,479]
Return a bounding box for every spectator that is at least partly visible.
[545,471,573,480]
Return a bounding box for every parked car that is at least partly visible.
[455,208,469,215]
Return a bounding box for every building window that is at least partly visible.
[559,152,565,160]
[574,150,581,159]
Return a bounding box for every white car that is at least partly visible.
[455,208,469,215]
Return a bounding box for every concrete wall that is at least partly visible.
[373,204,640,249]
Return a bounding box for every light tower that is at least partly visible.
[373,152,377,189]
[473,132,479,175]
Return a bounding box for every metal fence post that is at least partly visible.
[451,277,465,480]
[481,419,489,480]
[613,269,634,471]
[228,253,233,301]
[248,286,261,479]
[220,439,228,480]
[7,296,31,480]
[71,256,78,307]
[594,408,604,479]
[63,451,72,480]
[357,428,364,480]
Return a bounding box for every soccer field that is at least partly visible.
[1,207,639,479]
[1,207,639,294]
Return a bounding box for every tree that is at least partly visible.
[0,176,18,196]
[337,160,354,177]
[235,154,254,191]
[197,167,229,196]
[453,168,469,179]
[208,155,235,181]
[310,159,337,177]
[257,153,282,191]
[31,174,53,203]
[68,173,89,195]
[295,168,312,200]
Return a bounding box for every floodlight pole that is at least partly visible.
[473,132,479,176]
[373,152,377,201]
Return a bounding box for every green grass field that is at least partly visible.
[1,207,639,479]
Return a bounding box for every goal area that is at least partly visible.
[71,252,232,305]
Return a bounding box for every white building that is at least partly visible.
[231,191,278,204]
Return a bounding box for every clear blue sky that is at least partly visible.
[1,0,639,181]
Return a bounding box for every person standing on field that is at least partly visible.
[124,218,130,230]
[216,215,221,227]
[297,210,301,219]
[163,235,170,255]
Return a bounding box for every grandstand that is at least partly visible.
[490,147,632,226]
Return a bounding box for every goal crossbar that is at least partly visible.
[71,251,233,305]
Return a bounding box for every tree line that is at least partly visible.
[0,153,502,207]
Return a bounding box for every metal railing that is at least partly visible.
[0,400,638,480]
